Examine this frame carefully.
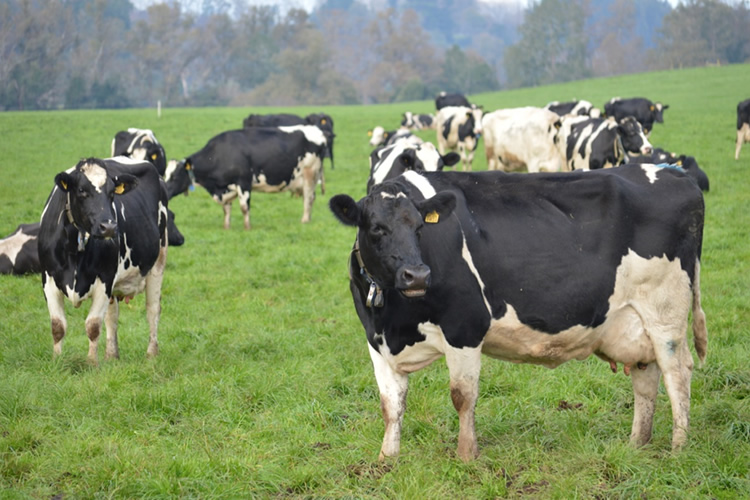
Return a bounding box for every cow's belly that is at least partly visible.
[113,262,147,298]
[482,251,690,369]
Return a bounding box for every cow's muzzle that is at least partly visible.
[94,220,117,239]
[397,264,430,298]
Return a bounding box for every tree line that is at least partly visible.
[1,0,748,111]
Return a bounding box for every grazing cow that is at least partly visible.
[0,223,41,275]
[367,142,460,193]
[604,97,669,134]
[435,92,472,110]
[559,116,652,171]
[368,126,423,148]
[164,125,326,229]
[39,157,169,363]
[243,112,335,169]
[401,112,436,131]
[735,98,750,160]
[436,106,484,171]
[628,148,709,192]
[481,107,564,173]
[111,128,167,176]
[329,166,706,461]
[544,99,601,118]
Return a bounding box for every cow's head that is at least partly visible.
[368,126,388,147]
[140,140,167,177]
[330,181,456,297]
[400,142,460,172]
[164,159,194,198]
[652,103,669,123]
[306,113,335,166]
[55,158,137,240]
[469,105,484,136]
[617,116,653,156]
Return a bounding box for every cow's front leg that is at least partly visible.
[144,245,167,358]
[222,202,232,229]
[86,289,111,364]
[301,162,318,223]
[43,276,67,357]
[368,344,408,460]
[445,345,482,461]
[105,299,120,359]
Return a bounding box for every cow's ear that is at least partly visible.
[367,130,373,137]
[329,194,360,226]
[55,172,73,192]
[113,174,138,195]
[399,149,416,169]
[441,152,461,168]
[418,191,456,224]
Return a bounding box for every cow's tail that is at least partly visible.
[692,259,708,366]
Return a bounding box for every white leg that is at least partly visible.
[145,245,167,358]
[222,202,232,229]
[237,187,251,230]
[85,288,111,364]
[654,333,694,450]
[736,129,744,160]
[43,275,66,357]
[630,362,661,446]
[301,163,318,224]
[368,343,408,460]
[105,299,120,359]
[445,345,482,461]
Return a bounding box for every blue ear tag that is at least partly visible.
[189,184,195,191]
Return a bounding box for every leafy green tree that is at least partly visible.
[504,0,591,88]
[439,45,499,94]
[653,0,750,68]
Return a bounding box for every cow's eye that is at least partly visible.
[370,225,386,237]
[78,187,87,198]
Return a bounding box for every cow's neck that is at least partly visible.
[64,194,89,252]
[352,237,384,308]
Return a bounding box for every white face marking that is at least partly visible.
[403,170,436,198]
[81,162,108,193]
[369,126,385,146]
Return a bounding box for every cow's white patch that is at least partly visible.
[0,228,34,265]
[164,160,180,181]
[481,250,690,369]
[640,164,661,183]
[403,170,436,198]
[460,235,493,316]
[113,235,147,298]
[81,162,108,193]
[377,321,448,373]
[279,125,326,146]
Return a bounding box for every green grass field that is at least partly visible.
[1,64,748,498]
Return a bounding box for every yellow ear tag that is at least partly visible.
[425,211,439,224]
[650,105,655,111]
[114,183,125,195]
[151,153,158,160]
[321,119,327,125]
[60,180,68,190]
[676,160,683,166]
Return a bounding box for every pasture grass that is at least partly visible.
[1,64,749,498]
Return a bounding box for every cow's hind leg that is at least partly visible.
[654,331,694,450]
[445,345,482,461]
[145,245,167,358]
[368,344,408,460]
[237,187,251,230]
[736,129,744,160]
[630,362,661,447]
[105,299,120,359]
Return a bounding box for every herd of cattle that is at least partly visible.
[0,92,748,461]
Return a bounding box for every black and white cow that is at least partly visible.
[436,106,484,171]
[401,112,436,131]
[544,99,601,118]
[111,128,167,176]
[628,148,709,192]
[481,106,564,172]
[329,167,706,461]
[165,125,327,229]
[435,92,472,110]
[39,157,169,363]
[735,98,750,160]
[559,116,652,171]
[0,223,41,275]
[367,141,460,193]
[368,126,422,148]
[604,97,669,135]
[243,112,335,169]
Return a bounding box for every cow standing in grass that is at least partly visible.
[39,157,168,363]
[330,166,706,461]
